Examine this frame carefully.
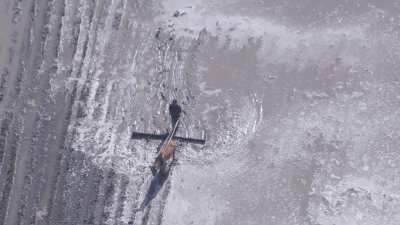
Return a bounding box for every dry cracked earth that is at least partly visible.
[1,0,400,225]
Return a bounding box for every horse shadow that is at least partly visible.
[136,162,173,211]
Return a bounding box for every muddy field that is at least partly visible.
[1,0,400,224]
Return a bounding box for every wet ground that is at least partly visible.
[1,0,400,224]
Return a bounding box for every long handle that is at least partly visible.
[160,118,180,151]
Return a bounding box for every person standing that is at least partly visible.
[169,99,181,128]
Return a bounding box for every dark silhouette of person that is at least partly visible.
[169,99,181,127]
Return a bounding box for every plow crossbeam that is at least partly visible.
[131,131,205,145]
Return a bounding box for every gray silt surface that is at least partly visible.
[0,0,400,225]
